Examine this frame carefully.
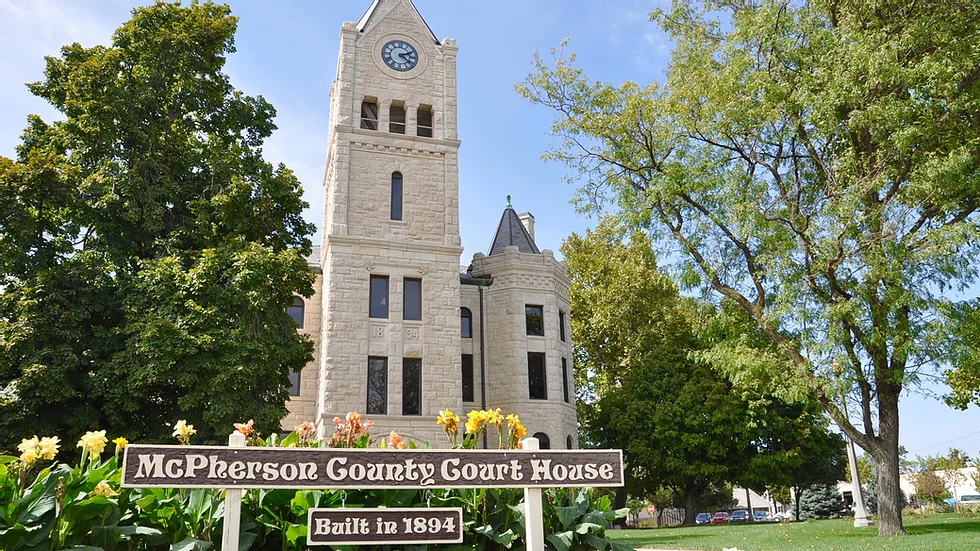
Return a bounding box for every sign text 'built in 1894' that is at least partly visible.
[306,508,463,546]
[120,446,624,489]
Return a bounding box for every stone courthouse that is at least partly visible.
[282,0,577,449]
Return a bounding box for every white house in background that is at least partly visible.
[279,0,578,449]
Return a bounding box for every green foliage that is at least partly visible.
[561,218,843,525]
[0,1,315,449]
[913,471,951,511]
[798,484,844,520]
[0,414,631,551]
[520,0,980,536]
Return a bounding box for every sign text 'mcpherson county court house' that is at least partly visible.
[120,446,624,489]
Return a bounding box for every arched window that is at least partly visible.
[391,172,403,221]
[566,435,573,449]
[287,297,304,328]
[460,307,472,338]
[533,432,550,450]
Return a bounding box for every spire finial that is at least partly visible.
[506,195,512,209]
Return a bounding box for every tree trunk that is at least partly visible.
[872,390,906,537]
[683,490,698,526]
[793,485,802,521]
[612,488,628,528]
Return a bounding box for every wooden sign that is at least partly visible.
[306,507,463,546]
[121,445,623,489]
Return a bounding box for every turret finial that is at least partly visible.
[506,195,512,209]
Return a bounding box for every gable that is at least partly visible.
[356,0,440,44]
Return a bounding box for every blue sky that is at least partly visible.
[1,0,978,462]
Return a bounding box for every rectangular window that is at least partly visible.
[288,368,301,396]
[360,98,378,130]
[528,352,547,400]
[559,311,566,342]
[367,357,387,414]
[402,358,421,415]
[417,105,433,137]
[389,102,406,134]
[561,358,569,403]
[404,278,422,321]
[369,275,389,318]
[526,305,544,336]
[461,354,474,402]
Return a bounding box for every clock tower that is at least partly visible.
[314,0,463,442]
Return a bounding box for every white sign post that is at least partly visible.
[220,432,245,551]
[522,437,546,551]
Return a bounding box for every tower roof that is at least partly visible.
[356,0,440,44]
[487,198,540,256]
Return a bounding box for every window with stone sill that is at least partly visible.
[389,102,406,134]
[533,432,551,450]
[402,357,421,416]
[525,305,544,336]
[369,275,389,319]
[404,278,422,321]
[288,368,301,396]
[461,354,474,402]
[360,98,379,130]
[367,356,387,415]
[417,105,433,137]
[460,307,472,338]
[528,352,547,400]
[391,172,403,221]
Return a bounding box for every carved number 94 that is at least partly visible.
[403,516,455,535]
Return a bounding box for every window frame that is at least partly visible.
[461,354,474,402]
[460,307,473,338]
[527,352,547,400]
[389,101,406,134]
[559,310,566,342]
[367,356,388,415]
[561,357,570,403]
[287,296,305,328]
[391,172,403,221]
[417,105,433,137]
[369,275,389,319]
[402,357,422,416]
[288,367,302,396]
[525,305,544,336]
[360,98,379,130]
[403,277,422,321]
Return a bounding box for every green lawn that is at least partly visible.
[606,513,980,551]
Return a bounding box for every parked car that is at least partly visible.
[729,509,750,523]
[696,513,712,525]
[773,512,793,522]
[753,511,770,522]
[960,494,980,504]
[711,512,730,524]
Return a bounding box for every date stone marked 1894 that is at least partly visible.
[306,507,463,546]
[120,446,624,489]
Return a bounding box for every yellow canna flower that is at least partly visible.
[172,420,196,445]
[77,430,108,460]
[90,480,116,498]
[436,409,460,432]
[20,446,39,465]
[38,436,60,460]
[112,437,128,453]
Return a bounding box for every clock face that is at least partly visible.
[382,40,419,72]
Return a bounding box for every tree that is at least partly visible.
[564,219,752,526]
[563,218,842,525]
[913,471,950,513]
[0,1,315,449]
[519,0,980,537]
[799,483,844,520]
